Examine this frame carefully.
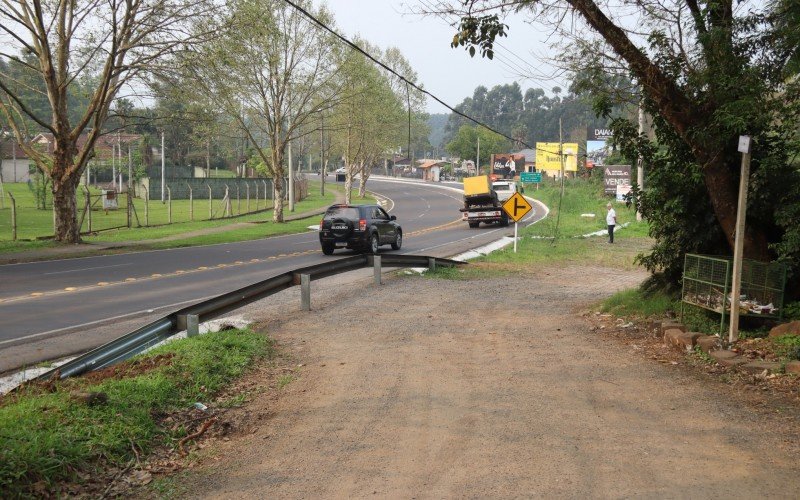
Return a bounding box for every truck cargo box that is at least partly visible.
[463,175,492,197]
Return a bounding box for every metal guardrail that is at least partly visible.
[36,254,465,381]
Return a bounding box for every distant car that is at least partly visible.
[335,167,346,174]
[318,204,402,255]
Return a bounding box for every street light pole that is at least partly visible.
[161,130,166,202]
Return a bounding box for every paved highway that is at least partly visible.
[0,177,546,372]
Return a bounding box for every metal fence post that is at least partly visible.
[86,187,93,232]
[300,273,311,311]
[236,184,240,215]
[8,192,16,241]
[374,255,382,285]
[186,314,199,338]
[144,190,149,227]
[187,183,193,221]
[246,183,250,213]
[166,186,172,224]
[428,257,436,272]
[262,179,268,207]
[255,181,259,210]
[207,183,212,220]
[224,184,231,217]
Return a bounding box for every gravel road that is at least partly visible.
[180,264,800,498]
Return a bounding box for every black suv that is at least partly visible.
[319,204,402,255]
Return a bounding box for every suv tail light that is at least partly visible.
[359,219,367,231]
[319,218,324,231]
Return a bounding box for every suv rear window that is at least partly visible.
[324,207,360,220]
[493,183,511,191]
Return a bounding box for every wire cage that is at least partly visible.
[681,254,786,333]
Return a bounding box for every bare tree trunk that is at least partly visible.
[271,146,285,222]
[52,174,82,243]
[358,160,368,198]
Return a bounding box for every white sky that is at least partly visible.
[314,0,565,114]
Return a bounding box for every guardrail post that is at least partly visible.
[186,314,199,338]
[428,257,436,272]
[374,255,382,285]
[300,273,311,311]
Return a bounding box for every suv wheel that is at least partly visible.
[391,230,402,250]
[369,232,380,254]
[321,242,335,255]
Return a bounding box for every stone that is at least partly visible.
[740,361,782,375]
[661,321,686,336]
[664,329,701,351]
[663,328,684,346]
[696,335,720,353]
[785,361,800,375]
[709,350,749,367]
[768,320,800,338]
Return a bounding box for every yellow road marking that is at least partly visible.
[64,287,77,291]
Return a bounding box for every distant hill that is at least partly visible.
[427,113,448,149]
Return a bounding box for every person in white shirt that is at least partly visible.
[606,202,617,243]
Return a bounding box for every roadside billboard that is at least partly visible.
[490,153,525,179]
[604,165,631,195]
[587,126,613,167]
[536,142,579,173]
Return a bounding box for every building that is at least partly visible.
[416,159,447,182]
[0,137,33,183]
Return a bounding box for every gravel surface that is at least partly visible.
[174,264,800,498]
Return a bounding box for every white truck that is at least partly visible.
[460,175,517,228]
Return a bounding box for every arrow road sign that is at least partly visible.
[502,192,533,222]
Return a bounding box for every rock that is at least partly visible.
[740,361,782,375]
[709,350,749,367]
[664,329,701,351]
[785,361,800,375]
[661,321,686,336]
[696,335,720,353]
[768,321,800,338]
[70,391,108,406]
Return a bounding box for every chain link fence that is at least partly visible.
[0,175,310,242]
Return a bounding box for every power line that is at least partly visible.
[280,0,536,150]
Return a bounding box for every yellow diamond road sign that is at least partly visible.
[502,192,532,222]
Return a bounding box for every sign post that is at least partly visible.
[502,192,533,253]
[729,135,752,344]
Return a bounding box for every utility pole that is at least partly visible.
[320,112,325,196]
[559,117,565,196]
[476,135,480,176]
[161,130,166,202]
[637,101,645,221]
[729,136,752,344]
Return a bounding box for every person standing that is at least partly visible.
[606,202,617,243]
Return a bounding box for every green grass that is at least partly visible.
[773,334,800,361]
[524,177,649,240]
[0,328,272,497]
[600,288,676,318]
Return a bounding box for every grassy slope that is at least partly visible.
[0,329,272,496]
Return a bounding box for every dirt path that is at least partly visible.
[183,265,800,498]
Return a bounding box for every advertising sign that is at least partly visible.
[490,153,525,178]
[587,126,613,167]
[536,143,579,172]
[603,165,631,195]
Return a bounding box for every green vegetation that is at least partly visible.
[773,335,800,361]
[277,374,294,389]
[600,288,675,318]
[0,329,272,496]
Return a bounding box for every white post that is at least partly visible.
[729,136,752,344]
[476,135,480,176]
[161,131,166,202]
[289,139,295,212]
[514,222,518,253]
[112,142,116,189]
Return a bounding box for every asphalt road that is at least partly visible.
[0,177,546,372]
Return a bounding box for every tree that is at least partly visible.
[449,1,800,286]
[446,124,510,172]
[0,0,215,242]
[188,0,340,222]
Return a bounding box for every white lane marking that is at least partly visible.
[0,295,218,347]
[42,262,134,275]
